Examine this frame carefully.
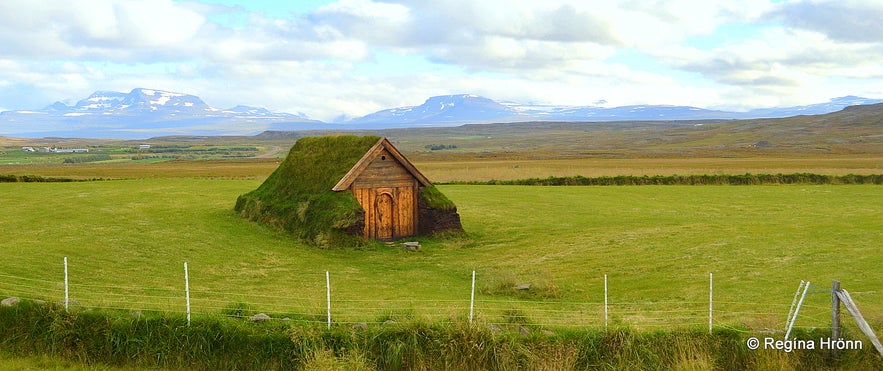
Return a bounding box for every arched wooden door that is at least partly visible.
[375,191,395,240]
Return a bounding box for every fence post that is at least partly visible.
[604,274,608,330]
[836,289,883,357]
[786,280,805,330]
[709,272,713,334]
[326,271,331,330]
[63,257,69,311]
[184,262,191,326]
[469,270,476,324]
[831,280,841,359]
[785,281,810,340]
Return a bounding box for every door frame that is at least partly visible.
[374,188,395,240]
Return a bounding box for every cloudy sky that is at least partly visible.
[1,0,881,121]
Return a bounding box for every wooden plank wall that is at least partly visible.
[352,188,376,238]
[352,149,414,188]
[394,186,416,238]
[350,149,419,240]
[352,185,417,239]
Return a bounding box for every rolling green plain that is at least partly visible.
[1,177,881,331]
[2,174,882,369]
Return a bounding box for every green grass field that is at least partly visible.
[4,111,882,368]
[2,179,880,333]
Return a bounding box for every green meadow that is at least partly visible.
[2,179,880,332]
[5,109,883,368]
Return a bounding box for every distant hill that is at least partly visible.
[345,94,883,126]
[1,88,880,139]
[261,102,883,158]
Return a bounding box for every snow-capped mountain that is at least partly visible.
[0,88,319,138]
[1,89,880,139]
[64,89,212,114]
[345,94,521,126]
[503,103,736,121]
[737,96,883,117]
[344,94,883,127]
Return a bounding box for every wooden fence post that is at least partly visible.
[836,289,883,357]
[831,280,841,359]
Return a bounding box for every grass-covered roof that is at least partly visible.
[235,135,381,247]
[235,135,463,247]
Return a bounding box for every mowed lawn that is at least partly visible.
[1,179,881,331]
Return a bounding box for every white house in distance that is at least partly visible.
[29,147,89,153]
[53,148,89,153]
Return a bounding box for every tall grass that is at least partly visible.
[1,299,879,370]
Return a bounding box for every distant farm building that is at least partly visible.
[36,147,89,153]
[54,148,90,153]
[235,135,463,247]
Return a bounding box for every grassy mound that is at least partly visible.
[235,135,464,247]
[234,135,381,248]
[418,185,457,210]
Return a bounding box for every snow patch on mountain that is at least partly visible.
[1,89,881,138]
[0,88,318,138]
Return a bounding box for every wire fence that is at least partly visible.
[0,259,856,334]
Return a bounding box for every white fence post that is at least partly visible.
[184,262,191,326]
[326,271,331,330]
[785,281,810,340]
[604,274,608,330]
[469,270,476,324]
[709,272,713,334]
[63,257,69,311]
[786,280,806,330]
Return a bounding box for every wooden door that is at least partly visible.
[375,191,395,240]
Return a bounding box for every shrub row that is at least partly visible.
[0,174,78,183]
[451,173,883,186]
[62,154,112,163]
[1,299,878,370]
[424,144,458,151]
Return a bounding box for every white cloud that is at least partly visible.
[60,0,204,47]
[0,0,881,122]
[768,0,883,43]
[317,0,411,20]
[0,0,205,61]
[676,26,883,85]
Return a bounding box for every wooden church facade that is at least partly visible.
[333,138,432,241]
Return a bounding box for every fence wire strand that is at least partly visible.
[0,266,862,331]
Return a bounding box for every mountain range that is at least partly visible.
[1,88,881,139]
